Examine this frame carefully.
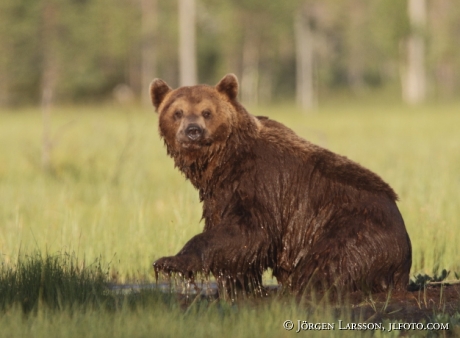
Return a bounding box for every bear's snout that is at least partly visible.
[185,124,203,141]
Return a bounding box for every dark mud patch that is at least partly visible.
[343,283,460,323]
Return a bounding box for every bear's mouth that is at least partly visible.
[178,138,212,150]
[180,142,202,150]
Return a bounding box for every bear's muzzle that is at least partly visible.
[185,123,203,141]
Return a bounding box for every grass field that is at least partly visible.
[1,101,459,336]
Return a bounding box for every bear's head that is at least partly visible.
[150,74,243,156]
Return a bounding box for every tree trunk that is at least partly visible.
[258,71,273,103]
[295,6,316,111]
[241,31,260,106]
[178,0,197,86]
[430,0,455,98]
[141,0,158,107]
[403,0,427,105]
[0,2,12,107]
[41,0,59,172]
[0,60,8,107]
[346,0,366,93]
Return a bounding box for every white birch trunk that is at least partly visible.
[178,0,197,86]
[403,0,427,104]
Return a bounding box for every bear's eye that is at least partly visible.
[202,110,212,119]
[173,110,183,120]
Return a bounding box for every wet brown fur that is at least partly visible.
[151,74,412,296]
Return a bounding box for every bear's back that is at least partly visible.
[254,116,398,202]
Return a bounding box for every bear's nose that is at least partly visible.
[185,124,203,141]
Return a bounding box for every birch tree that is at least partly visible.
[295,3,316,111]
[403,0,427,104]
[178,0,197,86]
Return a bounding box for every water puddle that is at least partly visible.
[108,281,280,296]
[108,281,220,296]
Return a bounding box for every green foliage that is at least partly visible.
[410,269,450,289]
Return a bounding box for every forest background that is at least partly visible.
[1,0,459,109]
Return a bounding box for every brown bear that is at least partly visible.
[151,74,412,296]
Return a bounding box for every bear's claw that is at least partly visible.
[153,256,196,280]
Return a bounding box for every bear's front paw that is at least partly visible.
[153,255,201,280]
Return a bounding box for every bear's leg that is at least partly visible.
[215,270,266,299]
[287,231,411,295]
[153,225,269,295]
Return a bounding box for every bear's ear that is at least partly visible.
[149,79,172,111]
[216,74,239,100]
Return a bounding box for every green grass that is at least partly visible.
[0,253,457,338]
[0,251,395,338]
[0,251,110,313]
[0,105,204,282]
[0,101,460,336]
[0,295,395,338]
[1,102,459,279]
